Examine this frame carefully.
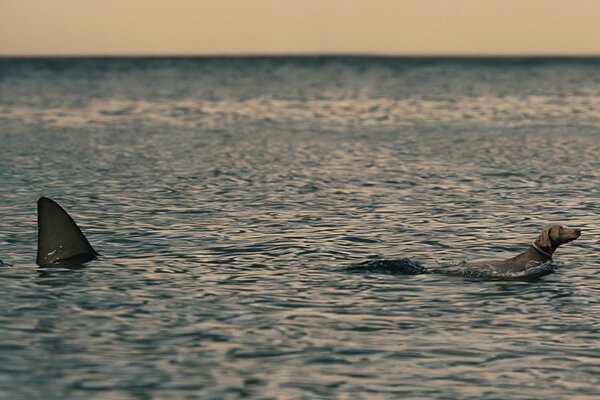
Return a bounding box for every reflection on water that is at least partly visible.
[0,58,599,399]
[4,95,600,131]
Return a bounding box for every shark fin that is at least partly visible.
[36,197,98,267]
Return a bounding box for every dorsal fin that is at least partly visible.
[36,197,97,267]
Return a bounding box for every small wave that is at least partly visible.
[344,258,557,280]
[341,258,428,275]
[430,260,556,280]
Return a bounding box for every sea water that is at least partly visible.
[0,57,599,399]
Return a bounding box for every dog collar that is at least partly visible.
[531,241,553,259]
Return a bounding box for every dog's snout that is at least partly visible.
[574,228,582,236]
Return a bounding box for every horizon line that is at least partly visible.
[2,53,600,59]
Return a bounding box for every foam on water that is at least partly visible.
[430,260,557,280]
[342,257,557,281]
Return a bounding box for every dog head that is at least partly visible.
[536,224,581,253]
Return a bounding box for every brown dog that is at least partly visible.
[470,224,581,273]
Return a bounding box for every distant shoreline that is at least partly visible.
[1,54,600,60]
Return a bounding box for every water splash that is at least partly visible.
[430,260,557,280]
[345,257,557,280]
[342,258,428,274]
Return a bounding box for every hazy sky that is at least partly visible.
[1,0,600,56]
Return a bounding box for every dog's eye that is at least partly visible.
[559,226,564,233]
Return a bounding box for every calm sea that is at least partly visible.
[0,57,599,399]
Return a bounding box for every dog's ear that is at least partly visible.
[537,226,553,249]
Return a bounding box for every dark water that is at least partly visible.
[0,57,599,399]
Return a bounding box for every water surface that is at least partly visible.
[0,57,599,399]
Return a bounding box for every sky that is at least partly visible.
[1,0,600,56]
